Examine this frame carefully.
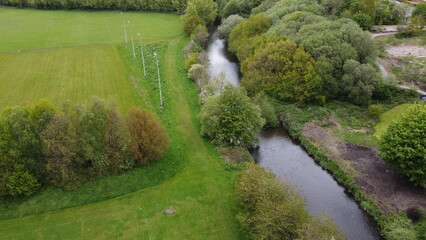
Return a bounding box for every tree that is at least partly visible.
[217,14,245,40]
[181,0,218,25]
[380,104,426,188]
[228,14,271,61]
[128,108,169,164]
[241,39,324,103]
[413,2,426,19]
[183,15,205,36]
[191,24,209,48]
[106,108,133,173]
[296,213,346,240]
[200,85,264,146]
[352,12,373,30]
[319,0,344,16]
[341,60,379,106]
[6,168,40,197]
[41,114,84,189]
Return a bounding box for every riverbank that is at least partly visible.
[273,100,426,231]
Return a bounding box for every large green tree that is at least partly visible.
[241,39,324,103]
[182,0,218,25]
[200,85,264,146]
[380,104,426,188]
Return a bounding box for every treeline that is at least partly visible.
[0,0,183,12]
[0,98,169,197]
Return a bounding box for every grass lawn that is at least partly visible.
[0,44,139,112]
[0,7,183,52]
[0,8,241,239]
[374,103,414,138]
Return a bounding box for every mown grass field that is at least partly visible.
[0,7,241,239]
[374,103,414,137]
[0,7,183,52]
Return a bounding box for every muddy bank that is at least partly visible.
[301,122,426,213]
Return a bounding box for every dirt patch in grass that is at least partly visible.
[386,45,426,58]
[301,121,426,213]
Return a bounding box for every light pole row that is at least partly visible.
[121,12,161,108]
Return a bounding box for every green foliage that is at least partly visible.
[241,39,324,103]
[254,94,279,128]
[128,108,169,164]
[413,2,426,18]
[252,0,325,20]
[217,14,245,40]
[182,0,218,25]
[380,104,426,187]
[190,24,209,48]
[319,0,344,16]
[341,60,379,106]
[228,14,271,61]
[368,104,384,118]
[183,15,205,36]
[381,214,417,240]
[6,168,40,197]
[236,163,345,240]
[200,85,264,146]
[352,12,373,30]
[184,52,200,70]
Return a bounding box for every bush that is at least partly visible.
[184,52,200,70]
[181,0,218,25]
[200,85,264,146]
[6,169,40,197]
[352,12,373,30]
[368,104,384,118]
[217,14,245,40]
[183,15,205,36]
[380,104,426,187]
[128,108,169,164]
[191,25,209,48]
[381,214,417,240]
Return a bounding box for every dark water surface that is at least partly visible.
[207,33,382,240]
[252,128,381,240]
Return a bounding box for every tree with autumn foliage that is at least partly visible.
[128,108,169,164]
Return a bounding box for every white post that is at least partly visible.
[138,33,146,78]
[154,52,163,108]
[128,21,136,60]
[121,12,128,44]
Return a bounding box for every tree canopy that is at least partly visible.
[380,104,426,188]
[200,85,264,146]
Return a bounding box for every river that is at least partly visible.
[207,33,382,240]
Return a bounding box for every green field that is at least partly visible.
[0,7,241,239]
[374,103,414,137]
[0,7,183,52]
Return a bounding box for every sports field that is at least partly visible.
[0,7,241,239]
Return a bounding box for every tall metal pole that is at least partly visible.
[154,52,163,108]
[128,21,136,60]
[138,33,146,78]
[121,12,128,45]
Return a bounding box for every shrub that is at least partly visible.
[183,15,205,36]
[128,108,169,164]
[368,104,384,118]
[6,168,40,197]
[200,85,264,146]
[381,214,417,240]
[191,25,209,48]
[380,104,426,187]
[181,0,218,25]
[184,52,200,70]
[217,14,245,40]
[352,12,373,30]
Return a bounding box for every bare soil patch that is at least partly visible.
[386,45,426,58]
[301,122,426,213]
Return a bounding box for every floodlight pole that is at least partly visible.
[120,12,128,45]
[138,33,146,78]
[128,21,136,60]
[154,52,163,108]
